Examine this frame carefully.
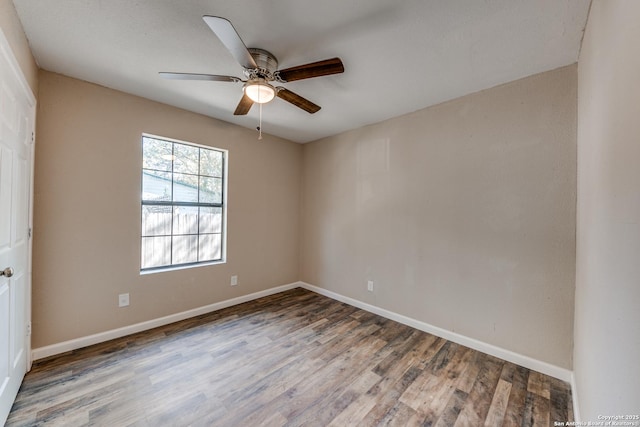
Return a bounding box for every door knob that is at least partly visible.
[1,267,14,278]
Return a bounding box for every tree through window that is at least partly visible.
[141,134,226,271]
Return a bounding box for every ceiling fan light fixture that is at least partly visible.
[243,79,276,104]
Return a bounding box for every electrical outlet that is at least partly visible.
[118,293,130,307]
[367,280,374,292]
[230,275,238,286]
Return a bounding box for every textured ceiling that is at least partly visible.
[13,0,591,143]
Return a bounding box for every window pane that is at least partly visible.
[141,135,226,271]
[172,235,198,264]
[141,236,171,269]
[142,171,172,202]
[199,207,222,233]
[142,137,173,171]
[173,206,198,235]
[142,205,172,236]
[173,173,198,202]
[199,176,222,203]
[200,149,223,177]
[199,233,221,261]
[173,143,199,174]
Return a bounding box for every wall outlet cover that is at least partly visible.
[118,293,130,307]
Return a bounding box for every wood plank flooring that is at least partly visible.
[7,288,573,426]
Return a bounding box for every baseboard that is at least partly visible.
[571,372,581,422]
[298,281,573,383]
[31,282,300,361]
[32,280,574,385]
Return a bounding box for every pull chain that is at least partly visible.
[258,102,263,140]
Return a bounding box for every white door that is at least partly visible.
[0,30,35,425]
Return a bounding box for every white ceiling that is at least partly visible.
[13,0,591,143]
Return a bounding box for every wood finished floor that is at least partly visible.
[7,288,573,426]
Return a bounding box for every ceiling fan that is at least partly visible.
[160,16,345,116]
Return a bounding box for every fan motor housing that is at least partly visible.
[248,48,278,73]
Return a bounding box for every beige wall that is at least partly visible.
[32,71,301,348]
[575,0,640,420]
[300,65,577,369]
[0,0,37,94]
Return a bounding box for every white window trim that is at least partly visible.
[140,133,228,273]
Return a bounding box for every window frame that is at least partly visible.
[140,133,228,273]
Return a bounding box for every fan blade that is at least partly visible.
[277,58,344,82]
[159,72,241,82]
[276,88,321,114]
[203,16,257,70]
[234,94,254,115]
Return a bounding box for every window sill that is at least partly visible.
[140,259,226,275]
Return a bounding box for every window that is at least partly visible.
[141,134,226,271]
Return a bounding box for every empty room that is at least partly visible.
[1,0,638,425]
